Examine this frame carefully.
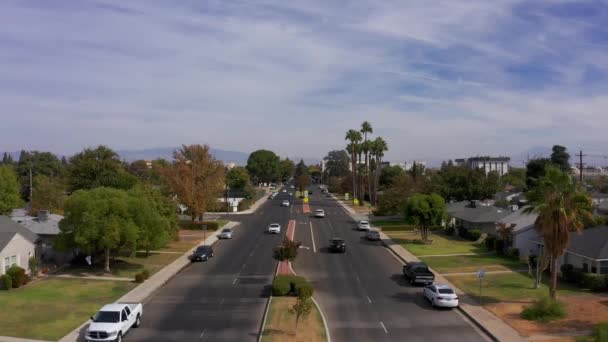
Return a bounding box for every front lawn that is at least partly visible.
[385,230,487,256]
[446,272,589,303]
[261,297,326,342]
[62,251,183,279]
[0,278,136,341]
[421,254,525,273]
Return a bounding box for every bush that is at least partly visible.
[581,273,607,292]
[178,221,219,231]
[134,272,146,283]
[467,229,482,241]
[561,264,574,280]
[28,257,39,276]
[0,274,12,290]
[485,236,496,250]
[272,275,292,296]
[238,198,255,211]
[591,322,608,342]
[458,226,468,239]
[569,268,585,285]
[272,275,314,298]
[141,269,150,279]
[295,281,314,299]
[445,226,455,236]
[495,240,506,255]
[520,297,567,322]
[507,247,520,260]
[6,266,29,288]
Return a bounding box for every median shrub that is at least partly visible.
[581,273,607,292]
[295,281,314,299]
[6,266,29,288]
[521,297,566,322]
[272,275,292,296]
[272,275,314,297]
[0,274,12,290]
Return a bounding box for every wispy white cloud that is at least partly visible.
[0,0,607,162]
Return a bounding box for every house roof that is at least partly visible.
[447,201,511,223]
[498,208,538,233]
[12,213,63,235]
[566,226,608,260]
[0,216,38,251]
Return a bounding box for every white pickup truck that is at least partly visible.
[86,303,143,342]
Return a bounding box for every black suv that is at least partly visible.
[191,245,214,262]
[329,238,346,253]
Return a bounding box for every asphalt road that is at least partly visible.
[292,186,489,342]
[126,191,292,342]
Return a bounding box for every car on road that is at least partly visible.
[219,228,234,239]
[329,238,346,253]
[191,245,214,262]
[314,209,325,218]
[282,200,290,207]
[366,229,381,241]
[357,220,371,231]
[290,185,295,189]
[86,302,142,342]
[403,261,435,285]
[423,284,459,308]
[269,192,278,199]
[288,192,293,196]
[282,189,287,193]
[267,223,281,234]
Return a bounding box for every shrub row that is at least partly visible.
[1,266,31,290]
[178,221,219,231]
[457,227,482,241]
[134,269,151,283]
[272,275,314,299]
[561,264,608,292]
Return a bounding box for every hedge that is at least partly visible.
[178,221,219,231]
[0,274,12,290]
[272,275,292,296]
[271,275,314,298]
[581,273,607,292]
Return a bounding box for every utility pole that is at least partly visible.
[29,166,33,199]
[577,150,585,184]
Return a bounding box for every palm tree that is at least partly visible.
[361,121,373,203]
[345,129,362,201]
[371,137,387,205]
[525,165,593,300]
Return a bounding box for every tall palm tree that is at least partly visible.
[345,129,362,201]
[371,137,387,205]
[525,165,592,300]
[361,121,373,203]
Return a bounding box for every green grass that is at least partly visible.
[446,272,589,303]
[159,241,200,253]
[261,297,326,342]
[0,278,136,340]
[62,251,182,279]
[386,230,487,256]
[421,254,525,273]
[216,219,229,228]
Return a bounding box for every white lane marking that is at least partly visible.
[380,321,388,334]
[309,222,317,253]
[366,296,372,304]
[200,329,207,339]
[232,278,238,285]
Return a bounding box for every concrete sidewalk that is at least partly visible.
[330,192,524,342]
[58,222,238,342]
[0,337,51,342]
[209,189,270,215]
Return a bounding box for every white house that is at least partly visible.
[497,208,540,259]
[454,156,510,176]
[0,216,38,275]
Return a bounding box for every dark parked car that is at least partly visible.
[402,261,435,285]
[191,246,214,262]
[329,238,346,253]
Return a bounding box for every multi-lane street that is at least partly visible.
[127,191,292,341]
[292,186,488,342]
[126,186,487,342]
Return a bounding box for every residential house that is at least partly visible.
[0,216,38,275]
[447,200,511,235]
[598,201,608,215]
[454,156,510,176]
[533,226,608,275]
[497,208,540,258]
[11,209,69,264]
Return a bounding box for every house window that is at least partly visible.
[600,261,608,275]
[3,257,9,273]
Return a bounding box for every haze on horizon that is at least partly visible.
[1,1,607,162]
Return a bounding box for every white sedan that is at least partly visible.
[423,284,459,308]
[282,200,290,207]
[267,223,281,234]
[357,221,371,231]
[314,209,325,218]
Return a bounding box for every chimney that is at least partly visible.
[38,210,49,221]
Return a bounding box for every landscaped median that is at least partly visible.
[261,275,327,342]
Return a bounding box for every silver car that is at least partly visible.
[219,228,234,239]
[366,229,381,241]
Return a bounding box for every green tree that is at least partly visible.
[526,158,551,189]
[408,162,426,184]
[550,145,570,172]
[295,159,309,177]
[1,152,14,165]
[375,174,415,216]
[68,146,136,191]
[16,151,64,200]
[279,158,295,182]
[502,168,527,191]
[295,175,311,192]
[323,150,350,179]
[289,296,313,334]
[435,166,487,201]
[57,187,138,273]
[0,165,23,214]
[30,175,67,215]
[127,186,172,256]
[525,166,593,299]
[226,167,250,189]
[370,137,388,205]
[379,165,405,188]
[345,129,362,201]
[128,160,152,181]
[481,171,501,199]
[273,238,302,262]
[404,193,446,241]
[246,150,280,184]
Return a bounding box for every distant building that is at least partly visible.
[225,162,237,170]
[393,161,426,171]
[571,166,607,178]
[454,156,510,176]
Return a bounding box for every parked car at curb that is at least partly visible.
[191,245,214,262]
[282,200,290,207]
[315,209,325,218]
[329,238,346,253]
[267,223,281,234]
[423,284,459,308]
[219,228,233,239]
[402,261,435,285]
[357,220,371,231]
[86,303,142,342]
[366,229,381,241]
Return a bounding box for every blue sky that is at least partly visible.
[1,0,607,163]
